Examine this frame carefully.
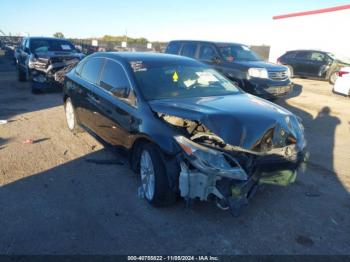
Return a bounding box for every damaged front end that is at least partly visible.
[155,100,308,216]
[29,53,82,86]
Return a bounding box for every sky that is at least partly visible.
[1,0,349,43]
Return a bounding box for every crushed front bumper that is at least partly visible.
[30,58,79,85]
[178,149,307,216]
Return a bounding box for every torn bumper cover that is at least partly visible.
[175,135,307,215]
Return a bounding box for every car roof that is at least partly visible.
[287,49,328,53]
[91,52,202,64]
[169,40,246,47]
[26,37,71,41]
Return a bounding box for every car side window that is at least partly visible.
[310,52,326,62]
[80,57,104,84]
[181,43,197,58]
[295,51,310,60]
[166,42,181,55]
[199,45,216,61]
[284,52,296,59]
[99,60,130,91]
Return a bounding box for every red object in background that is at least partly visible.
[336,71,350,77]
[273,4,350,20]
[227,56,235,62]
[23,139,33,144]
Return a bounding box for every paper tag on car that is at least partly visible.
[61,45,72,50]
[242,45,250,51]
[196,72,218,84]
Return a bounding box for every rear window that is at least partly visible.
[166,42,181,55]
[180,43,197,58]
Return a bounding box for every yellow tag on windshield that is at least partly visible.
[173,71,179,82]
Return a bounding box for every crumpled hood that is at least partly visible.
[149,94,305,152]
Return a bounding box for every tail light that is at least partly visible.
[336,71,349,77]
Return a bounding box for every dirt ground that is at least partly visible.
[0,49,349,255]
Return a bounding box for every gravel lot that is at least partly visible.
[0,49,349,255]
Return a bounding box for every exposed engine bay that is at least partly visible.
[157,108,308,216]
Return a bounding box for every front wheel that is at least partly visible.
[17,66,27,82]
[139,143,176,207]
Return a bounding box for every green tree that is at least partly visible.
[53,32,65,38]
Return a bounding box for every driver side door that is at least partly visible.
[91,59,138,148]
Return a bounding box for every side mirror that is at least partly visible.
[111,86,130,98]
[211,56,221,64]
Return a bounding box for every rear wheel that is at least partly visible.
[139,143,176,207]
[64,97,82,133]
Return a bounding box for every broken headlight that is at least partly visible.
[174,136,247,180]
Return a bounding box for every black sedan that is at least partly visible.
[278,50,350,84]
[63,52,307,215]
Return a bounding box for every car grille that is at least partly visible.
[268,70,288,81]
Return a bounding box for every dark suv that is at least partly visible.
[278,50,350,84]
[17,37,84,93]
[165,40,292,99]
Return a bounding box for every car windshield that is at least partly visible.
[132,63,241,100]
[30,39,76,53]
[218,44,262,62]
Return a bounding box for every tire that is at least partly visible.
[64,97,82,133]
[17,66,27,82]
[329,71,338,85]
[139,143,176,207]
[31,82,41,94]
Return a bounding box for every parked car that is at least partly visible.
[333,67,350,97]
[16,37,84,93]
[278,50,350,84]
[165,40,292,99]
[63,52,307,215]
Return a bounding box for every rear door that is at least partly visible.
[294,51,311,75]
[92,59,137,147]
